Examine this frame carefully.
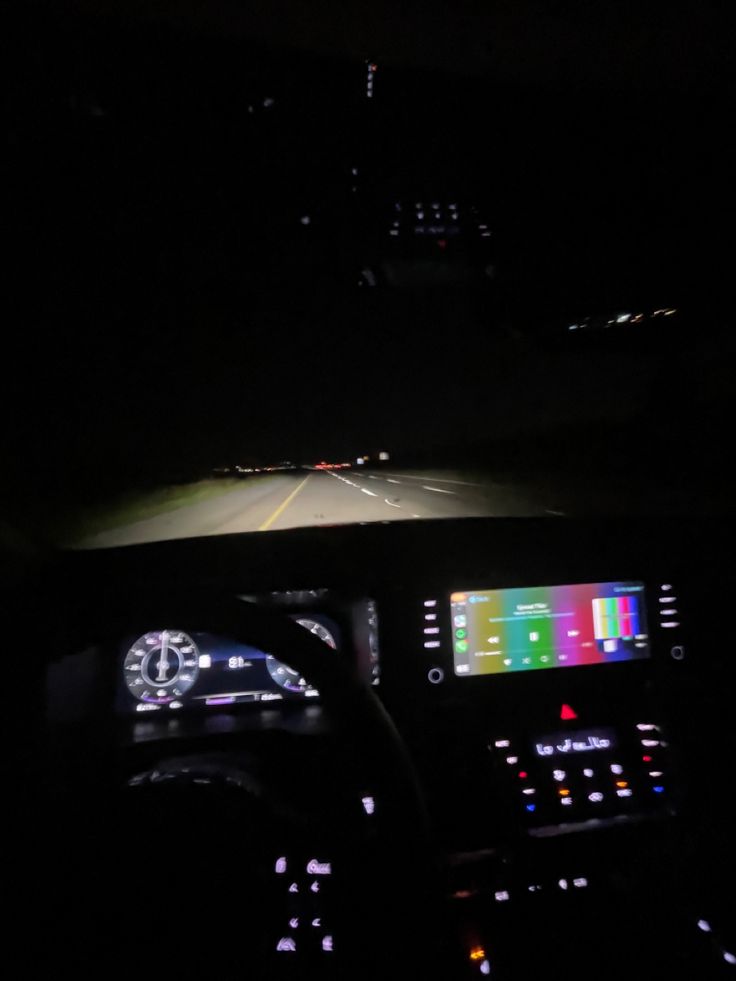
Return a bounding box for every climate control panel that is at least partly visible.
[491,716,674,835]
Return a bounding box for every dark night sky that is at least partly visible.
[3,2,734,513]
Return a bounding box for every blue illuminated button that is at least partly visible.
[653,786,665,794]
[526,803,536,812]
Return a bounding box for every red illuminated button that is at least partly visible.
[560,704,578,721]
[518,771,528,779]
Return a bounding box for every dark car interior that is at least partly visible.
[5,2,735,978]
[11,517,735,978]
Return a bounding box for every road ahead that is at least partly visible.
[81,469,552,548]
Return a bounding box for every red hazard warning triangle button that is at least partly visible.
[560,704,578,721]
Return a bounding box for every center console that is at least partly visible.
[395,576,733,977]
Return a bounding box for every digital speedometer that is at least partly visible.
[124,629,200,704]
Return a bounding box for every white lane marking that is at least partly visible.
[361,488,378,496]
[411,514,421,518]
[381,472,484,487]
[325,471,361,489]
[384,499,401,508]
[422,486,456,495]
[368,475,379,479]
[545,509,566,516]
[386,478,401,484]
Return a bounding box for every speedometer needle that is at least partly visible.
[156,630,170,683]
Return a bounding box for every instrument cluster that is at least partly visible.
[116,592,379,716]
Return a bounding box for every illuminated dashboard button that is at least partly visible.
[588,792,604,803]
[427,667,444,684]
[648,771,664,778]
[494,740,511,748]
[553,769,566,782]
[583,768,594,778]
[573,878,588,888]
[560,797,573,806]
[423,599,438,608]
[525,803,536,812]
[494,890,510,902]
[306,860,332,876]
[322,936,334,953]
[636,723,659,731]
[522,788,536,795]
[506,756,519,765]
[274,856,288,874]
[424,641,441,649]
[616,788,633,798]
[610,764,624,775]
[423,627,440,635]
[641,739,660,747]
[661,622,680,629]
[276,937,297,953]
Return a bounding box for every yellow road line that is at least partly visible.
[258,475,311,531]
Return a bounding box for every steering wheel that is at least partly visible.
[31,590,449,980]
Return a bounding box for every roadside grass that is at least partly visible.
[51,478,249,546]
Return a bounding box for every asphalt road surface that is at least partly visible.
[81,469,555,548]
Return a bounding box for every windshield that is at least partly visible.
[4,4,732,549]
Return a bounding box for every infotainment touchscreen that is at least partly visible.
[451,581,649,677]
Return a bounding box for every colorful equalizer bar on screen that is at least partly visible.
[451,582,649,677]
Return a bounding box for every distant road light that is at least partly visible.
[379,451,390,461]
[356,457,365,465]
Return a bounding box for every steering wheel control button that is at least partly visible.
[274,852,335,958]
[428,667,444,684]
[306,859,332,875]
[361,795,376,815]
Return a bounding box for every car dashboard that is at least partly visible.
[40,517,736,978]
